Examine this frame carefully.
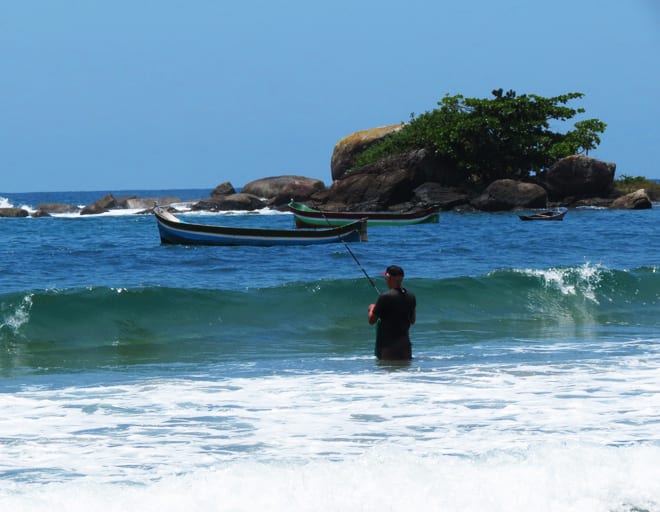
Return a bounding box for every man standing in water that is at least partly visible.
[367,265,416,360]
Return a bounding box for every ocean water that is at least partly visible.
[1,189,659,511]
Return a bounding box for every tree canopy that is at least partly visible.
[354,89,607,186]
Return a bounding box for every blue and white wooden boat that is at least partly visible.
[154,207,367,246]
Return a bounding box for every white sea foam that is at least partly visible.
[181,207,290,216]
[519,262,605,302]
[0,195,288,218]
[0,445,659,512]
[0,196,33,213]
[50,206,291,218]
[0,294,32,331]
[0,344,659,509]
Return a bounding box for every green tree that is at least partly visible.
[354,89,606,186]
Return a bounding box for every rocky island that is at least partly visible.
[1,124,654,218]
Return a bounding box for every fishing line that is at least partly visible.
[321,212,380,294]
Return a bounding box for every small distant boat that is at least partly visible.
[519,207,568,221]
[288,200,439,228]
[154,207,367,246]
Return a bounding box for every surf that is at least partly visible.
[2,264,658,375]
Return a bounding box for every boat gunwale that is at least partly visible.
[518,207,568,221]
[288,200,439,221]
[154,207,366,244]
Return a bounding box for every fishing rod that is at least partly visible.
[321,212,381,295]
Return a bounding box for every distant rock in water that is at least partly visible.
[240,176,326,207]
[210,182,236,197]
[610,189,652,210]
[191,193,265,211]
[119,197,181,210]
[81,194,116,215]
[35,203,81,214]
[78,194,183,215]
[0,207,29,218]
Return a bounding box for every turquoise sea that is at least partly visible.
[1,189,659,511]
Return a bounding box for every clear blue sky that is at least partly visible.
[2,0,658,192]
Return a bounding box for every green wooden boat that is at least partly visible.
[288,201,439,228]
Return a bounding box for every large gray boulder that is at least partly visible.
[540,155,615,200]
[80,194,116,215]
[120,197,181,209]
[211,182,236,197]
[323,168,414,211]
[322,147,461,210]
[0,207,29,217]
[412,183,469,210]
[242,175,325,205]
[355,148,458,185]
[610,189,652,209]
[192,193,265,211]
[35,203,81,214]
[470,179,547,212]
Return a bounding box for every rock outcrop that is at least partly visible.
[7,125,652,218]
[80,194,116,215]
[320,127,626,211]
[211,182,236,197]
[330,124,404,181]
[412,183,470,211]
[470,179,548,211]
[539,154,616,201]
[321,147,464,211]
[241,175,326,206]
[118,196,181,209]
[0,207,29,217]
[610,189,652,209]
[191,193,265,211]
[35,203,81,214]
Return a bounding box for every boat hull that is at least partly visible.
[519,207,568,221]
[155,208,366,246]
[288,201,439,228]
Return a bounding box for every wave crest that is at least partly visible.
[1,265,658,373]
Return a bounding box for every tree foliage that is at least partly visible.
[354,89,607,186]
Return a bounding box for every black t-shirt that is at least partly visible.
[373,287,416,349]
